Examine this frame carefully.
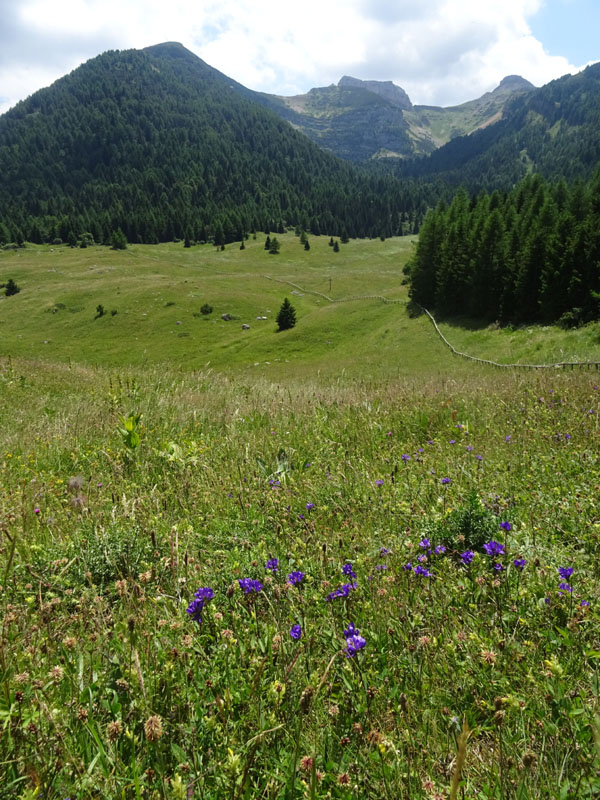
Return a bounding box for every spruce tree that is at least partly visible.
[276,298,296,331]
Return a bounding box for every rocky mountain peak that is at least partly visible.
[338,76,413,110]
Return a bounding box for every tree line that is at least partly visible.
[407,172,600,326]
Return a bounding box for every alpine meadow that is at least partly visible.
[1,40,600,800]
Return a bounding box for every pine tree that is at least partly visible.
[276,298,296,331]
[333,240,340,252]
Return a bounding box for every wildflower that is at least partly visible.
[558,582,573,594]
[342,562,356,578]
[325,581,357,602]
[417,554,428,563]
[290,624,302,640]
[466,444,474,451]
[34,508,40,515]
[345,634,367,657]
[49,666,64,682]
[441,477,451,485]
[338,773,350,785]
[401,453,410,462]
[402,562,413,571]
[379,547,390,555]
[287,571,305,586]
[449,439,456,444]
[558,566,573,580]
[475,454,483,461]
[144,715,164,742]
[107,720,123,742]
[387,430,392,436]
[513,558,527,571]
[505,435,512,442]
[481,649,497,665]
[414,565,431,577]
[419,538,430,548]
[461,550,475,565]
[499,521,511,532]
[186,586,214,624]
[238,578,263,594]
[434,545,446,555]
[375,479,384,486]
[299,756,314,772]
[581,600,590,607]
[375,564,387,571]
[265,558,279,572]
[493,563,503,571]
[343,622,360,638]
[305,502,315,511]
[483,540,505,557]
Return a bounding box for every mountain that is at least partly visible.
[0,42,416,245]
[396,62,600,191]
[255,74,535,162]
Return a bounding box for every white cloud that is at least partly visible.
[0,0,588,113]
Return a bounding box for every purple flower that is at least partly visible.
[290,624,302,640]
[387,430,393,436]
[325,582,357,602]
[287,571,305,586]
[449,439,456,445]
[186,586,214,624]
[238,578,263,594]
[375,479,384,487]
[375,564,387,571]
[417,554,428,563]
[343,622,359,638]
[493,563,503,571]
[505,435,512,443]
[434,545,446,555]
[565,434,571,440]
[483,540,505,557]
[342,562,356,578]
[344,634,366,657]
[379,547,390,556]
[558,566,573,580]
[558,582,573,594]
[441,477,451,485]
[186,598,205,624]
[461,550,475,565]
[466,445,474,452]
[419,538,430,549]
[305,502,315,511]
[401,454,410,462]
[265,558,279,572]
[475,455,483,461]
[581,600,590,607]
[402,562,413,572]
[499,521,511,532]
[513,558,527,571]
[414,565,431,577]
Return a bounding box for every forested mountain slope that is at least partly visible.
[0,43,419,244]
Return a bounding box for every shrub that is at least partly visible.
[4,278,20,296]
[200,303,213,315]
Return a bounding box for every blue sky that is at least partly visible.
[0,0,597,114]
[530,0,600,64]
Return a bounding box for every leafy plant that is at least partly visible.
[118,412,142,452]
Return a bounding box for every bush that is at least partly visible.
[200,303,213,315]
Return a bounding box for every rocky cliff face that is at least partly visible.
[337,76,413,110]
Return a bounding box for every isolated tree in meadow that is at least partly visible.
[276,298,296,331]
[304,240,310,251]
[264,235,271,251]
[110,228,127,250]
[4,278,20,296]
[269,237,280,254]
[333,240,340,252]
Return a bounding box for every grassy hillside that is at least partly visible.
[2,236,600,382]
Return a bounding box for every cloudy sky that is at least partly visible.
[0,0,598,113]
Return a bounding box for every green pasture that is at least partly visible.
[2,235,599,381]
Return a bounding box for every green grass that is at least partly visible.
[1,238,600,799]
